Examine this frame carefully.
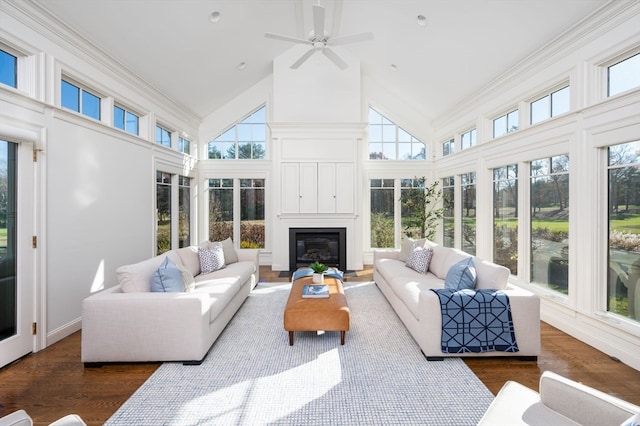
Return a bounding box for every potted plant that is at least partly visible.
[309,261,329,284]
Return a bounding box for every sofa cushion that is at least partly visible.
[621,412,640,426]
[118,251,183,293]
[200,238,238,264]
[444,257,477,290]
[406,247,433,274]
[199,244,225,274]
[474,257,510,290]
[177,262,196,292]
[151,257,184,292]
[430,246,472,280]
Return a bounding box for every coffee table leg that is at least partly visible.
[289,331,294,346]
[340,331,345,345]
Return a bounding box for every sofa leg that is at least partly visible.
[84,362,104,368]
[518,356,538,362]
[426,357,444,361]
[183,359,203,366]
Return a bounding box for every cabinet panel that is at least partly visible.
[317,163,336,213]
[299,163,318,213]
[281,163,300,213]
[335,163,355,213]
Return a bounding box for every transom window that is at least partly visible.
[493,164,518,275]
[156,125,171,147]
[113,104,139,135]
[208,106,266,160]
[493,110,519,138]
[461,128,477,150]
[178,136,190,155]
[369,107,425,160]
[530,85,570,125]
[608,53,640,97]
[61,78,101,120]
[442,138,454,157]
[0,49,17,88]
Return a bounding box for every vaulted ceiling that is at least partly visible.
[34,0,610,121]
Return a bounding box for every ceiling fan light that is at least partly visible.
[417,15,428,27]
[209,11,221,23]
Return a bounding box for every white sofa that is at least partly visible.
[479,370,640,425]
[373,239,540,359]
[0,410,85,426]
[81,242,259,365]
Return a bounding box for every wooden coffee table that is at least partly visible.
[283,274,350,345]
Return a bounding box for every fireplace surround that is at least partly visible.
[289,227,347,272]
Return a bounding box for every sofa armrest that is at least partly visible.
[236,249,260,285]
[81,286,211,362]
[373,249,401,262]
[539,371,640,425]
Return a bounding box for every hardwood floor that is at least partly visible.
[1,265,639,425]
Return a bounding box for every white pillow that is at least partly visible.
[399,238,426,262]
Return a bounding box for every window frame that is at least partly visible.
[113,103,140,136]
[0,48,18,89]
[155,124,172,148]
[368,107,425,161]
[606,52,640,97]
[530,84,570,125]
[493,109,519,139]
[461,128,477,150]
[442,138,455,157]
[208,105,267,160]
[60,77,102,121]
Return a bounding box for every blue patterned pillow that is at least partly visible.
[198,243,225,274]
[151,257,184,292]
[444,257,477,290]
[405,246,433,274]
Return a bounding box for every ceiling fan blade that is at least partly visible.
[290,48,317,69]
[265,32,311,45]
[313,4,325,38]
[322,48,348,70]
[327,32,374,46]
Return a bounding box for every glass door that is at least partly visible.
[0,139,34,367]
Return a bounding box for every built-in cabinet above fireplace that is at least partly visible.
[281,162,354,214]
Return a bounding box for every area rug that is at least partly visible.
[105,281,494,425]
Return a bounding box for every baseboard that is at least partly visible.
[46,317,82,348]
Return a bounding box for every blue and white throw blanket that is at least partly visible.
[292,268,344,283]
[430,289,519,354]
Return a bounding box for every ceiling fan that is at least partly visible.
[265,3,373,70]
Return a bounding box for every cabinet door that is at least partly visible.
[335,163,355,213]
[281,163,300,213]
[317,163,336,213]
[299,163,318,213]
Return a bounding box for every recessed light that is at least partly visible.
[209,11,221,23]
[417,15,428,27]
[238,62,247,70]
[390,64,399,71]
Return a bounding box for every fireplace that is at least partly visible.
[289,227,347,272]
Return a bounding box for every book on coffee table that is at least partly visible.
[302,284,330,298]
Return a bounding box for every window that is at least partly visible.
[61,79,101,120]
[113,105,139,135]
[608,141,640,322]
[0,49,17,88]
[493,164,518,275]
[369,108,425,160]
[370,179,395,248]
[208,179,234,241]
[401,178,426,239]
[461,128,476,150]
[208,106,266,160]
[443,139,454,157]
[442,176,455,247]
[156,172,172,254]
[460,172,476,255]
[178,176,191,248]
[530,85,570,124]
[493,110,519,138]
[530,155,569,294]
[608,53,640,97]
[208,178,266,248]
[240,179,265,248]
[178,136,190,155]
[156,125,171,147]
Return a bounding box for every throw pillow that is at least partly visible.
[399,238,426,262]
[150,257,185,292]
[220,237,238,264]
[444,257,477,290]
[405,246,434,274]
[199,243,225,274]
[176,262,196,292]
